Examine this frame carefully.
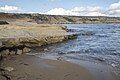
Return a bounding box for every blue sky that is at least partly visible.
[0,0,120,16]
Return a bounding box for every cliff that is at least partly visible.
[0,13,120,24]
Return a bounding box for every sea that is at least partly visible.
[29,23,120,71]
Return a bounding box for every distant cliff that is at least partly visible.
[0,13,120,24]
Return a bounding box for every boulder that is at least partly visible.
[44,48,49,51]
[0,49,9,56]
[67,34,78,39]
[23,47,31,53]
[16,49,22,55]
[4,67,14,72]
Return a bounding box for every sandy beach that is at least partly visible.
[0,54,92,80]
[0,53,119,80]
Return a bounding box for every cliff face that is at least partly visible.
[0,13,120,24]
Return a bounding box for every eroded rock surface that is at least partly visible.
[0,21,77,56]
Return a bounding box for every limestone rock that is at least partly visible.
[2,38,19,46]
[0,49,9,55]
[44,48,49,51]
[4,67,14,72]
[16,49,22,55]
[23,47,31,53]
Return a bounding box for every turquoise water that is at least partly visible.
[31,23,120,69]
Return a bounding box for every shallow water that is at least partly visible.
[30,23,120,70]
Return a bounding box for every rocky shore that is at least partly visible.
[0,35,77,56]
[0,20,77,57]
[0,20,80,80]
[0,19,119,80]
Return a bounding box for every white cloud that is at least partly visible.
[71,6,106,16]
[46,8,66,15]
[45,6,107,16]
[109,1,120,10]
[108,1,120,15]
[42,1,120,16]
[0,1,120,16]
[0,5,21,12]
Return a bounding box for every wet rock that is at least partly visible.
[67,51,77,54]
[57,57,64,61]
[111,63,116,67]
[4,67,14,72]
[23,47,31,53]
[44,48,49,51]
[16,49,22,55]
[67,29,76,32]
[79,32,95,36]
[93,57,105,62]
[58,51,66,55]
[67,34,78,39]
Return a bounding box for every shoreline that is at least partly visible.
[0,54,119,80]
[0,54,92,80]
[0,21,82,80]
[0,21,78,56]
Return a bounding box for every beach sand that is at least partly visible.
[0,54,92,80]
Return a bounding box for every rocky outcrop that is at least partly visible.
[0,13,80,56]
[0,34,78,56]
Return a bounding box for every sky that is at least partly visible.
[0,0,120,16]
